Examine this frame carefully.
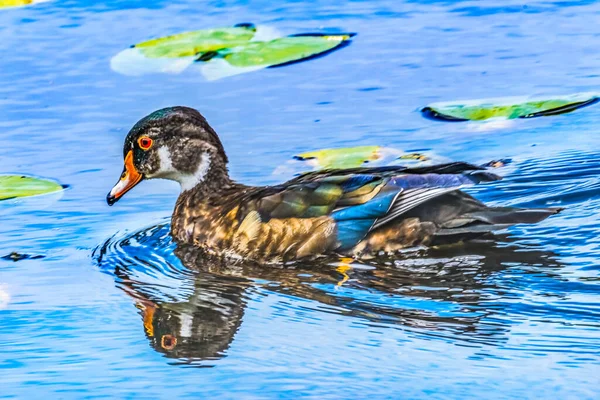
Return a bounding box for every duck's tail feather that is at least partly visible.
[392,190,562,245]
[429,206,562,245]
[436,206,562,237]
[443,206,562,227]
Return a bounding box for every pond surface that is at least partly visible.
[1,0,600,398]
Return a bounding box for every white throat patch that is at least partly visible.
[179,153,211,192]
[153,146,210,192]
[157,146,176,177]
[156,146,211,192]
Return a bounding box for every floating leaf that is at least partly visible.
[421,92,600,122]
[111,24,277,76]
[0,0,49,8]
[0,175,66,201]
[135,25,257,59]
[272,147,448,176]
[220,34,354,68]
[110,24,355,79]
[295,146,382,169]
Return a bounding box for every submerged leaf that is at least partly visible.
[1,252,45,262]
[421,92,600,121]
[399,153,430,162]
[0,175,66,201]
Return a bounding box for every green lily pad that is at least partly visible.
[294,146,382,169]
[274,146,506,177]
[421,92,600,122]
[274,146,442,174]
[135,25,257,59]
[220,34,354,68]
[110,24,355,79]
[0,175,66,201]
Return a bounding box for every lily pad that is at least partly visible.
[274,146,509,176]
[421,92,600,122]
[135,25,258,59]
[220,34,354,68]
[0,0,49,8]
[0,175,66,201]
[294,146,382,169]
[272,146,448,176]
[110,24,355,79]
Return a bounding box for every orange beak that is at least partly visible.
[107,150,143,206]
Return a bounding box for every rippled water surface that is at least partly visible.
[2,0,600,398]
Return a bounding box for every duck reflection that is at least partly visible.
[96,224,564,364]
[115,271,247,362]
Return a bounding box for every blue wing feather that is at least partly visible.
[331,190,398,221]
[331,172,492,250]
[331,189,399,249]
[335,219,378,250]
[338,175,380,192]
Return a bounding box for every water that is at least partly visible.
[1,0,600,398]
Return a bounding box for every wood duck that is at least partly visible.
[107,106,561,263]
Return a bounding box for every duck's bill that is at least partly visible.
[107,151,143,206]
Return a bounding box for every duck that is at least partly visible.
[107,106,561,263]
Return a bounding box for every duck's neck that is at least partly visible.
[171,164,248,244]
[178,162,239,203]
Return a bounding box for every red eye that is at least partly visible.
[138,136,153,150]
[161,334,177,350]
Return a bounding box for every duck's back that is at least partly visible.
[172,162,560,262]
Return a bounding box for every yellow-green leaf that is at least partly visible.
[0,175,66,201]
[0,0,48,8]
[294,146,382,169]
[111,26,354,78]
[136,25,257,59]
[422,92,600,121]
[222,34,354,68]
[0,0,31,7]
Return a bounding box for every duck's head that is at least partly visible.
[107,106,229,205]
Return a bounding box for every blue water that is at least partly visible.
[1,0,600,398]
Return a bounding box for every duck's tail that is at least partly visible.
[436,206,562,235]
[407,191,563,244]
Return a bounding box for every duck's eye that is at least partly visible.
[138,136,153,151]
[161,334,177,350]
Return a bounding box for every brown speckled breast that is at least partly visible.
[171,190,339,263]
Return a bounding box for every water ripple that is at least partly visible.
[93,214,600,365]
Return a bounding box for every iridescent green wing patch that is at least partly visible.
[421,92,600,121]
[135,25,257,59]
[220,34,354,68]
[0,175,66,201]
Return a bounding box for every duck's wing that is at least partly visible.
[285,162,493,183]
[236,162,499,250]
